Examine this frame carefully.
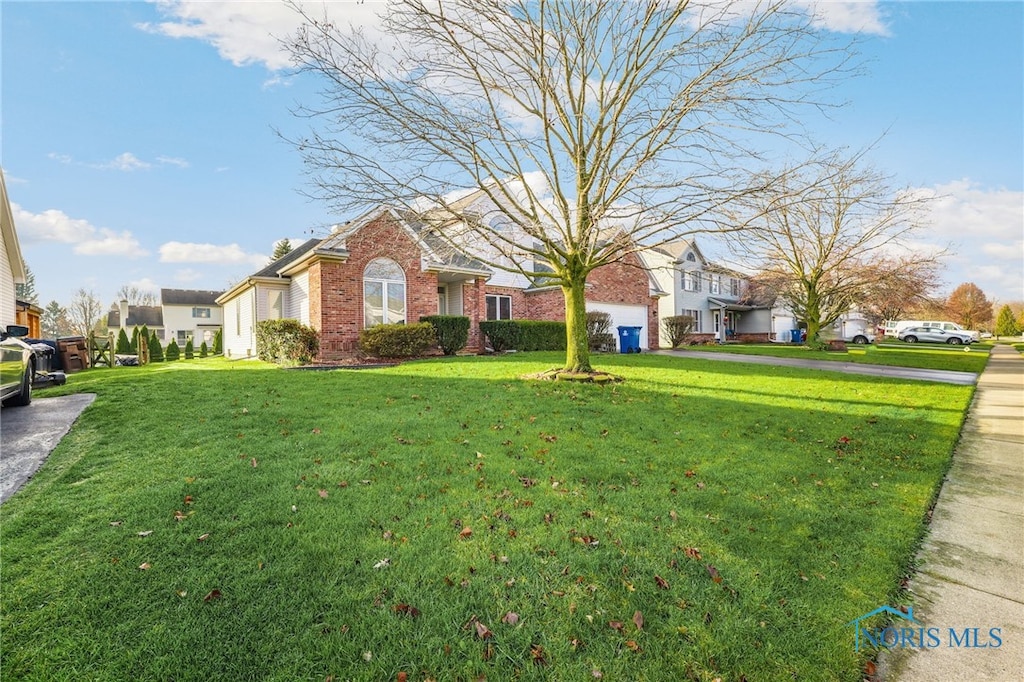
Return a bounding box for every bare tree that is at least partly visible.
[67,288,105,337]
[285,0,855,372]
[945,282,993,329]
[116,285,158,307]
[858,257,943,325]
[723,149,939,344]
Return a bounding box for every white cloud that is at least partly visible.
[100,152,151,171]
[913,180,1024,301]
[126,277,162,295]
[12,203,149,257]
[159,241,268,268]
[138,0,385,71]
[794,1,890,36]
[156,155,190,168]
[173,268,205,283]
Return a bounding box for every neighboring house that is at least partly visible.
[218,204,665,361]
[646,240,790,345]
[1,169,26,329]
[160,289,224,347]
[106,289,224,345]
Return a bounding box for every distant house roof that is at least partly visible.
[108,305,163,328]
[160,289,224,306]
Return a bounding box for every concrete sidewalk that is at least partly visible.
[879,344,1024,680]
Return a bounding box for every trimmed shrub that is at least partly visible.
[166,339,181,360]
[517,320,566,351]
[184,338,194,360]
[586,311,613,351]
[130,326,140,353]
[480,320,566,352]
[359,322,436,358]
[116,328,132,354]
[213,329,223,355]
[148,332,164,362]
[479,320,520,352]
[421,315,470,355]
[256,319,320,365]
[662,315,695,349]
[200,341,208,358]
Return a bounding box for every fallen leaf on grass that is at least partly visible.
[109,521,122,526]
[318,489,329,499]
[684,547,701,560]
[175,590,187,598]
[706,564,722,583]
[501,611,520,625]
[138,562,151,570]
[459,527,473,539]
[625,640,641,652]
[633,611,644,631]
[184,495,193,505]
[608,621,624,632]
[397,673,408,682]
[250,458,258,468]
[137,530,154,537]
[174,511,188,522]
[655,575,670,590]
[471,618,493,640]
[204,589,222,602]
[373,558,391,569]
[393,603,421,618]
[530,644,548,666]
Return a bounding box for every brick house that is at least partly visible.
[217,205,664,361]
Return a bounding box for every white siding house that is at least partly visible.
[1,170,26,329]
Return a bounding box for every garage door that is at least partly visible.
[587,302,649,350]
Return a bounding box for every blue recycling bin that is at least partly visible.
[617,326,642,354]
[790,329,802,343]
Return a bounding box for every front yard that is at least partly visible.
[1,353,974,681]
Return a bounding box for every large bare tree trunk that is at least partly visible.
[562,278,591,373]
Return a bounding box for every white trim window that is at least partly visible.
[682,271,702,292]
[192,307,212,319]
[267,290,284,320]
[730,278,741,297]
[486,294,512,320]
[709,275,720,295]
[364,258,406,327]
[682,309,702,333]
[177,330,189,345]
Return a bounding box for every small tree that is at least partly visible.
[270,239,294,262]
[115,328,132,354]
[995,304,1020,339]
[421,315,470,356]
[166,339,181,361]
[148,332,164,362]
[662,315,695,349]
[200,340,209,358]
[945,283,993,330]
[184,338,195,359]
[213,329,223,355]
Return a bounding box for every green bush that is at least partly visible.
[129,327,140,353]
[200,341,208,358]
[421,315,470,355]
[166,339,181,361]
[148,332,164,362]
[479,320,520,352]
[480,320,566,351]
[213,329,223,355]
[359,322,436,358]
[116,328,132,354]
[184,338,194,360]
[662,315,695,349]
[256,319,320,365]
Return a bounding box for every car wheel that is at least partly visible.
[4,365,33,407]
[947,337,962,345]
[904,336,917,343]
[852,335,868,344]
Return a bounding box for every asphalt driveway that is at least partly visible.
[0,393,96,504]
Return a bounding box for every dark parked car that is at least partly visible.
[897,326,974,345]
[1,324,35,407]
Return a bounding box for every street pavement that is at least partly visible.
[0,393,96,504]
[651,348,979,385]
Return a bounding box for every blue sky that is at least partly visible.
[3,1,1022,311]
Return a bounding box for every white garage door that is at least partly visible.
[587,302,649,350]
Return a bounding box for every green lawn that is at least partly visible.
[674,341,991,373]
[1,354,974,681]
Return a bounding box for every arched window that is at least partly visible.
[685,252,696,262]
[363,258,406,327]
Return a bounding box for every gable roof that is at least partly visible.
[252,238,323,278]
[160,288,224,306]
[108,305,163,328]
